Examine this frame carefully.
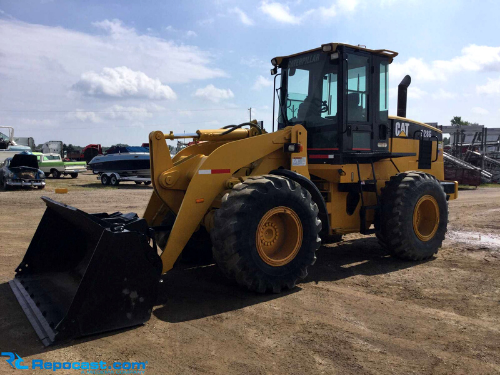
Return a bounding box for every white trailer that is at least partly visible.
[97,172,151,186]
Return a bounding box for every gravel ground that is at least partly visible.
[0,173,499,374]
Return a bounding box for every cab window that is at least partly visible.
[379,61,389,122]
[282,52,339,149]
[347,54,369,122]
[44,155,60,161]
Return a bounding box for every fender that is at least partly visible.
[270,169,330,235]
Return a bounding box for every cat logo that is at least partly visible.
[395,122,410,137]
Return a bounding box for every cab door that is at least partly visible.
[344,52,373,152]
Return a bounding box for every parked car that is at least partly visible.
[0,153,45,190]
[33,152,87,178]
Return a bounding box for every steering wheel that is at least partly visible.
[310,97,329,113]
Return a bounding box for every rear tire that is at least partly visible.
[378,172,448,260]
[135,181,142,185]
[144,181,152,186]
[110,174,119,186]
[101,174,110,185]
[211,175,321,293]
[70,173,78,179]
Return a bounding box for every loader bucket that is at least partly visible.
[9,197,162,346]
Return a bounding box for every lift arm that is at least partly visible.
[145,127,293,273]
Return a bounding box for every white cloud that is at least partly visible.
[101,105,155,120]
[391,58,441,82]
[198,18,215,26]
[259,2,302,24]
[165,25,198,38]
[477,76,500,95]
[72,66,177,100]
[337,0,359,13]
[434,45,500,73]
[241,57,269,69]
[92,19,134,37]
[391,45,500,83]
[431,88,457,100]
[194,84,234,103]
[262,0,359,23]
[65,105,159,123]
[16,118,56,127]
[229,7,254,26]
[0,19,224,94]
[389,86,427,100]
[408,87,427,99]
[472,107,489,115]
[66,110,101,123]
[318,4,337,17]
[253,75,273,90]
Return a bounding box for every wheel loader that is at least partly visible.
[9,43,458,345]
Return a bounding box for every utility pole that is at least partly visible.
[248,107,252,122]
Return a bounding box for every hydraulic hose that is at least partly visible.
[220,122,263,136]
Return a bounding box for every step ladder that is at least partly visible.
[356,160,380,235]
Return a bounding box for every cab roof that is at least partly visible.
[271,43,398,67]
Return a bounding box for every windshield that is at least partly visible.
[279,51,339,149]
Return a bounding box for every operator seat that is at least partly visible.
[347,92,363,121]
[297,96,321,122]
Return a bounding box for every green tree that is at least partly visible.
[450,116,480,126]
[451,116,462,125]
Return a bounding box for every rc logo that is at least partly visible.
[395,122,410,137]
[1,352,28,369]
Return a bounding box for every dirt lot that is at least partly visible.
[0,173,499,374]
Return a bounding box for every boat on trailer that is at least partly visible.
[88,146,150,178]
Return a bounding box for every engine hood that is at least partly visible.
[10,154,39,169]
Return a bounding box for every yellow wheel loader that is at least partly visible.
[10,43,458,345]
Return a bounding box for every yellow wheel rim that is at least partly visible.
[413,195,440,241]
[256,206,303,267]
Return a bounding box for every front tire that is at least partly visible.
[211,175,321,293]
[101,174,110,185]
[51,169,61,179]
[378,172,448,260]
[2,178,11,191]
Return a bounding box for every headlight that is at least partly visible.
[5,171,13,178]
[39,171,45,178]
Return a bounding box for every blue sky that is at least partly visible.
[1,0,500,146]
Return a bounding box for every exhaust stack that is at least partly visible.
[397,75,411,118]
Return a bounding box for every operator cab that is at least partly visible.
[272,43,398,164]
